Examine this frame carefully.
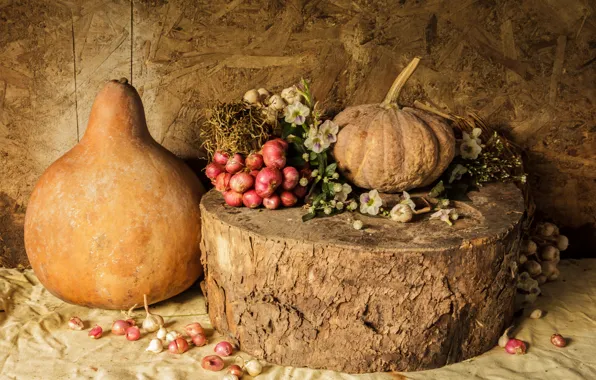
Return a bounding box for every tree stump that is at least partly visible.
[200,183,524,373]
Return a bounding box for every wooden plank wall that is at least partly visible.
[1,0,595,265]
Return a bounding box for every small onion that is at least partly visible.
[280,191,298,207]
[214,341,234,357]
[243,190,263,209]
[191,333,207,347]
[168,337,189,354]
[125,326,141,341]
[201,355,224,371]
[205,163,225,180]
[263,194,281,210]
[282,167,299,190]
[246,153,264,170]
[504,338,527,355]
[184,322,205,337]
[551,333,567,347]
[112,320,130,335]
[213,151,230,166]
[225,154,245,174]
[230,172,255,193]
[224,191,244,207]
[88,325,103,339]
[228,364,244,377]
[68,316,84,330]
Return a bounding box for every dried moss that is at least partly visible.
[200,102,275,158]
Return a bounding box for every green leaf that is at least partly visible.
[313,192,326,205]
[282,122,296,139]
[287,134,304,145]
[310,152,317,161]
[302,212,316,222]
[428,180,445,198]
[325,163,337,176]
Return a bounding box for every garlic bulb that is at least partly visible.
[268,94,286,110]
[146,338,164,353]
[165,330,181,344]
[280,86,303,105]
[390,204,413,223]
[243,89,260,105]
[157,325,167,340]
[257,88,270,103]
[245,359,263,376]
[142,294,164,333]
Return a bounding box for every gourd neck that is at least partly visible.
[380,57,421,109]
[82,79,152,144]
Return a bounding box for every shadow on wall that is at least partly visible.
[0,193,28,268]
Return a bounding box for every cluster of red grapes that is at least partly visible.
[205,139,312,209]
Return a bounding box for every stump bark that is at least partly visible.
[200,183,525,373]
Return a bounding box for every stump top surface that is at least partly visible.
[201,182,524,251]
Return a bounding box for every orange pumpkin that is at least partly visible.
[333,58,455,192]
[24,79,205,309]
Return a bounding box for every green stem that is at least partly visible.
[380,57,421,108]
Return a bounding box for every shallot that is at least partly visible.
[293,185,307,198]
[271,138,289,150]
[88,325,103,339]
[226,154,245,174]
[243,190,263,208]
[168,337,189,354]
[246,153,264,170]
[224,191,244,207]
[184,322,204,337]
[504,338,527,355]
[191,333,207,347]
[112,319,130,335]
[280,191,298,207]
[214,341,234,357]
[215,172,233,192]
[262,141,286,169]
[126,326,141,341]
[205,163,225,181]
[230,172,254,193]
[228,364,244,377]
[146,338,164,353]
[551,333,567,347]
[142,294,164,333]
[263,194,281,210]
[68,316,84,330]
[245,359,263,376]
[201,355,225,371]
[214,151,230,166]
[255,168,282,198]
[282,167,299,190]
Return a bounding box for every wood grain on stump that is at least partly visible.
[200,183,524,373]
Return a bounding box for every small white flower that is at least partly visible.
[304,125,329,153]
[319,120,339,145]
[311,169,319,177]
[460,130,482,159]
[324,207,332,215]
[332,183,343,193]
[449,164,468,183]
[302,153,309,161]
[329,200,337,207]
[400,191,416,211]
[430,209,454,226]
[334,183,352,202]
[353,220,363,230]
[299,177,309,187]
[336,202,344,210]
[332,173,339,179]
[359,190,383,216]
[347,200,358,211]
[281,85,304,105]
[284,101,310,125]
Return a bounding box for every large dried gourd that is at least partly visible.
[24,79,205,309]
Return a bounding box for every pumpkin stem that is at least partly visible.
[380,57,421,108]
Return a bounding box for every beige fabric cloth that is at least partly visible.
[1,260,595,379]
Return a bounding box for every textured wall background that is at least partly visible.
[0,0,595,266]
